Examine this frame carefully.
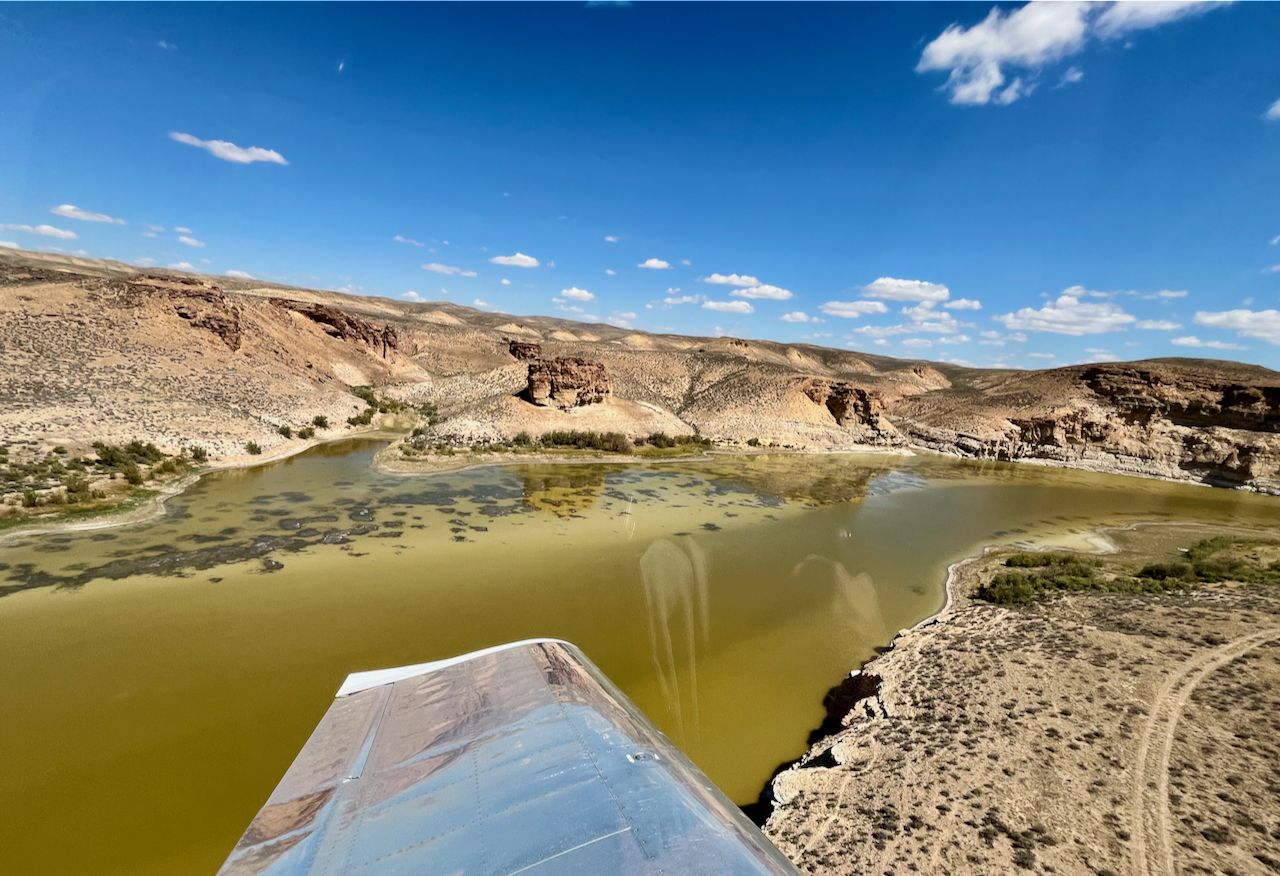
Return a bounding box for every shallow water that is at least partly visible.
[2,442,1279,875]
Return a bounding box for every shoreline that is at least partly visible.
[2,429,1274,545]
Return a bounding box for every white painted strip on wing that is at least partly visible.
[335,637,575,697]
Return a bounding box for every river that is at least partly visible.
[2,441,1279,874]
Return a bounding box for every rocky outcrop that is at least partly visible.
[269,299,398,358]
[804,380,885,428]
[525,357,610,410]
[171,289,243,351]
[507,340,542,361]
[1082,366,1280,432]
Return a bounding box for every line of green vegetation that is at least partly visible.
[347,386,439,428]
[976,538,1280,605]
[399,429,713,459]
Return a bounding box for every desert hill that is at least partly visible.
[2,248,1277,493]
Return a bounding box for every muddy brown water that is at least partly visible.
[2,441,1279,875]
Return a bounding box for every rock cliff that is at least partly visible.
[525,357,610,410]
[269,299,398,358]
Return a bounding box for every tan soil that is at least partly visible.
[762,531,1280,876]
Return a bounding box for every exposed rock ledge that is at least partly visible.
[525,357,611,410]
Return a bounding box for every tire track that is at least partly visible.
[1129,627,1280,876]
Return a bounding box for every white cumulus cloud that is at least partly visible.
[1,223,77,240]
[422,262,477,278]
[500,278,511,286]
[945,297,982,310]
[1194,309,1280,346]
[401,290,423,302]
[489,252,539,268]
[702,272,760,287]
[996,287,1137,335]
[638,258,671,270]
[732,283,793,301]
[178,235,205,248]
[168,131,288,165]
[1136,319,1181,331]
[780,311,819,323]
[224,269,253,279]
[917,1,1226,106]
[863,276,951,302]
[560,286,595,301]
[703,300,753,314]
[820,300,890,318]
[50,204,125,224]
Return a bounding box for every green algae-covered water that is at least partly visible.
[3,441,1280,875]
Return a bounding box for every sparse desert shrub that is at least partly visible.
[347,409,374,427]
[245,441,263,455]
[1136,562,1196,582]
[512,431,533,446]
[277,425,293,439]
[747,437,761,447]
[21,489,38,508]
[312,415,329,429]
[540,430,633,454]
[64,473,92,503]
[120,462,144,485]
[298,426,316,439]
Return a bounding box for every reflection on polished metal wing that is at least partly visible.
[218,638,799,875]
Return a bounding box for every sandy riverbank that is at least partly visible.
[760,523,1280,875]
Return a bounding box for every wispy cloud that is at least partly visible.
[604,234,619,243]
[1171,335,1246,350]
[703,300,753,314]
[820,300,889,318]
[1136,319,1181,331]
[394,234,425,247]
[1057,66,1084,87]
[638,257,671,270]
[500,278,511,286]
[177,235,205,248]
[996,286,1136,335]
[918,1,1227,106]
[0,223,77,240]
[422,262,477,277]
[702,272,760,287]
[170,261,196,271]
[169,131,288,165]
[50,204,125,225]
[224,269,253,279]
[1266,98,1280,121]
[0,240,18,249]
[732,283,792,300]
[489,252,539,268]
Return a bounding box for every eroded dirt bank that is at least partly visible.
[761,531,1280,875]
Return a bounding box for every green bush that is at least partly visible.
[746,437,761,447]
[1136,562,1196,582]
[512,431,533,446]
[312,415,329,429]
[298,426,316,439]
[21,489,38,508]
[121,462,144,485]
[245,441,263,455]
[277,425,293,438]
[540,430,633,454]
[347,409,374,427]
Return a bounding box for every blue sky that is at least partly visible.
[2,1,1279,369]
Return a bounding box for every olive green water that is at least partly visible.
[3,442,1279,875]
